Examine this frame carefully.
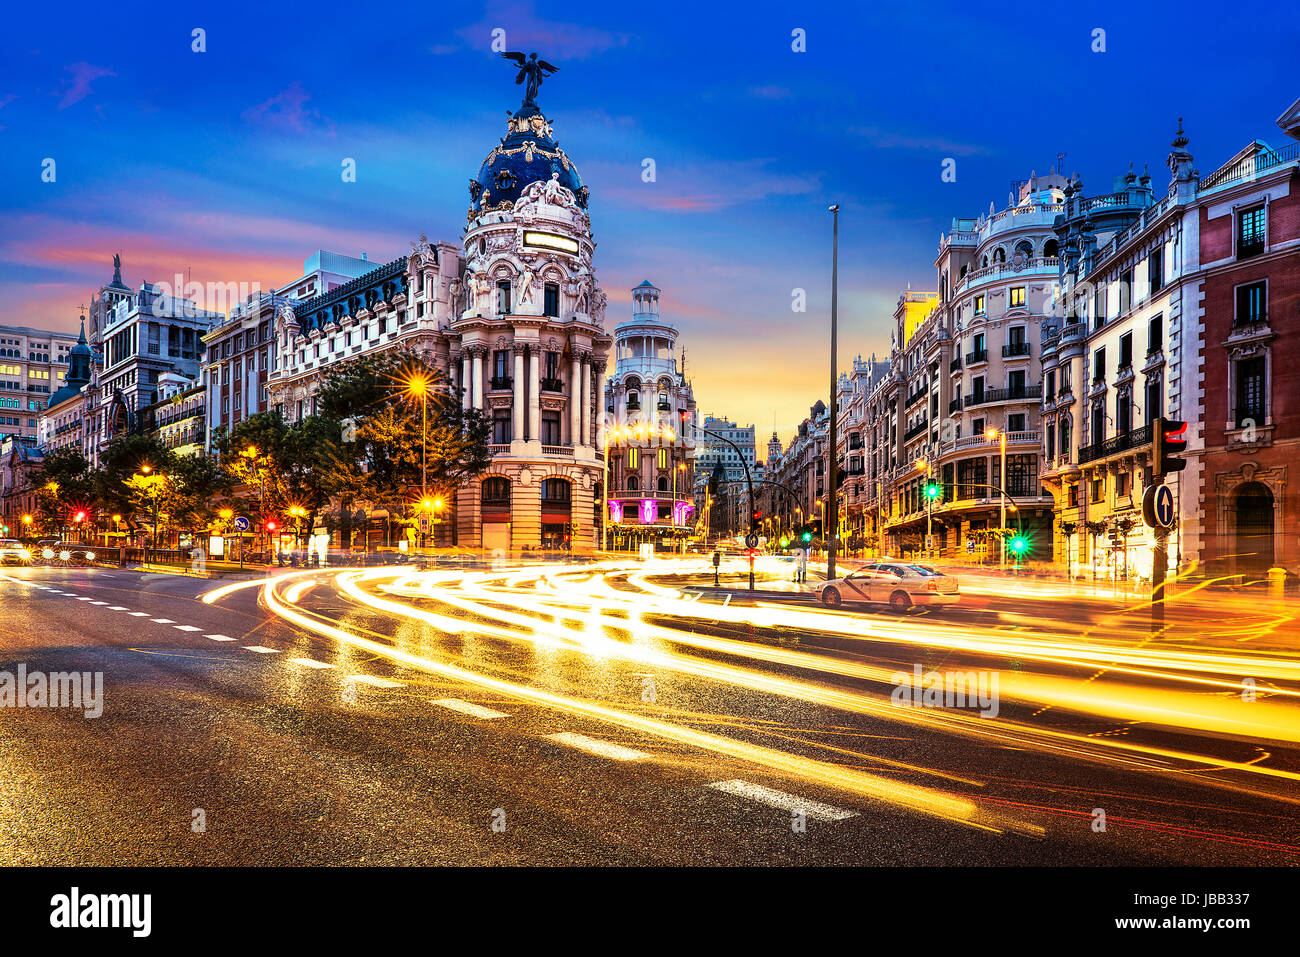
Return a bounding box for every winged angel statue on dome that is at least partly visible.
[501,52,559,107]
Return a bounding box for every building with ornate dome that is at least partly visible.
[266,61,611,552]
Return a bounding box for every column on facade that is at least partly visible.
[471,348,484,410]
[528,348,541,441]
[594,362,606,454]
[580,354,592,449]
[569,354,582,445]
[460,352,471,410]
[512,346,525,443]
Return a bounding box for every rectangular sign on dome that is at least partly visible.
[523,231,579,254]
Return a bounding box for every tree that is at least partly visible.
[164,452,233,538]
[94,434,175,532]
[33,447,94,536]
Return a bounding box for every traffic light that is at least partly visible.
[752,509,763,523]
[265,519,278,533]
[1009,534,1029,557]
[1152,417,1188,479]
[924,482,941,500]
[779,536,790,548]
[73,510,87,523]
[799,525,813,545]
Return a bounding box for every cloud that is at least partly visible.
[849,125,990,157]
[456,0,630,60]
[591,158,820,214]
[242,82,334,135]
[57,63,115,109]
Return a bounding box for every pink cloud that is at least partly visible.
[58,63,115,109]
[242,82,334,135]
[456,0,629,60]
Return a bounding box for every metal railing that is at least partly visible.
[963,384,1042,407]
[966,349,988,365]
[1002,341,1031,358]
[1077,423,1152,464]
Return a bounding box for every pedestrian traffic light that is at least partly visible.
[1152,417,1188,479]
[1009,534,1029,557]
[924,482,941,500]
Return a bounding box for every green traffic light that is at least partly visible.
[800,531,813,544]
[1010,535,1028,554]
[924,483,941,499]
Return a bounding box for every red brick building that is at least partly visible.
[1196,97,1300,573]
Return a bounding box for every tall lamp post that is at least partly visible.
[986,428,1008,569]
[827,202,840,581]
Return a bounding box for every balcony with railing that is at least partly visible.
[488,375,513,391]
[540,377,564,393]
[903,418,929,442]
[948,397,963,414]
[965,349,988,366]
[949,355,962,372]
[963,384,1042,408]
[1002,341,1031,359]
[1077,423,1152,464]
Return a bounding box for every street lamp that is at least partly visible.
[986,427,1008,569]
[827,202,841,582]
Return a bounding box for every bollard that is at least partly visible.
[1267,566,1286,600]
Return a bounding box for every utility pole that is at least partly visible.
[827,203,840,582]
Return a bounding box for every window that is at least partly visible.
[1237,206,1266,259]
[1119,332,1133,370]
[1145,377,1162,425]
[543,282,559,317]
[1090,477,1105,504]
[1117,391,1131,434]
[492,413,511,444]
[1059,417,1071,457]
[493,349,510,381]
[1008,369,1026,395]
[1235,281,1266,326]
[1116,472,1131,498]
[496,280,511,315]
[544,351,560,380]
[1093,348,1105,382]
[1008,413,1026,432]
[1009,286,1025,308]
[972,417,985,436]
[1119,268,1132,314]
[1045,370,1056,395]
[1148,248,1164,295]
[626,474,639,490]
[1147,315,1163,355]
[657,448,668,469]
[1091,403,1105,446]
[1094,286,1107,330]
[482,477,511,507]
[627,447,639,469]
[1068,484,1079,508]
[541,411,561,445]
[1235,357,1266,426]
[974,295,985,316]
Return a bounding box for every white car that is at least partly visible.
[0,539,32,565]
[820,562,959,611]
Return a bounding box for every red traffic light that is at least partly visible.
[73,510,86,522]
[265,520,278,532]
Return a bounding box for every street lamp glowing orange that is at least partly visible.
[141,464,152,474]
[21,514,32,525]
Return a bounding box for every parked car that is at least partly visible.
[820,562,960,612]
[38,541,98,566]
[0,539,33,565]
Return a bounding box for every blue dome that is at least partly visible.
[470,105,587,213]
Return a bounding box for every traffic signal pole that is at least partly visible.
[827,203,840,583]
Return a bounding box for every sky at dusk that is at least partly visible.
[2,0,1297,446]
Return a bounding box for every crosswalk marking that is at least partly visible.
[547,732,647,762]
[242,645,279,654]
[707,780,858,822]
[433,698,509,720]
[173,624,201,632]
[205,634,236,642]
[289,657,335,670]
[345,674,403,688]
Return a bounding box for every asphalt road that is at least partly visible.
[1,559,1296,866]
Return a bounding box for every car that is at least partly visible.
[0,539,33,565]
[38,541,99,566]
[820,562,960,612]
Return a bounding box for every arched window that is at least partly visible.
[627,390,640,410]
[1058,417,1071,456]
[482,476,511,507]
[1015,240,1034,259]
[541,477,571,503]
[1043,239,1059,258]
[993,247,1006,263]
[981,255,989,268]
[657,476,669,492]
[626,474,639,491]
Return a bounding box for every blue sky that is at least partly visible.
[2,0,1296,441]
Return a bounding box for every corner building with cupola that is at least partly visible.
[267,76,611,552]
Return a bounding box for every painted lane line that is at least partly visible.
[151,618,176,624]
[173,625,201,632]
[205,634,236,642]
[345,674,403,688]
[128,612,149,617]
[707,779,858,822]
[289,657,336,670]
[433,698,510,720]
[74,596,93,601]
[242,645,279,654]
[547,732,648,762]
[89,601,109,605]
[108,606,128,611]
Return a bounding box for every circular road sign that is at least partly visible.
[1143,485,1176,529]
[745,532,760,549]
[233,515,251,532]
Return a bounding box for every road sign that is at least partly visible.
[1143,484,1176,529]
[233,515,251,532]
[744,532,759,549]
